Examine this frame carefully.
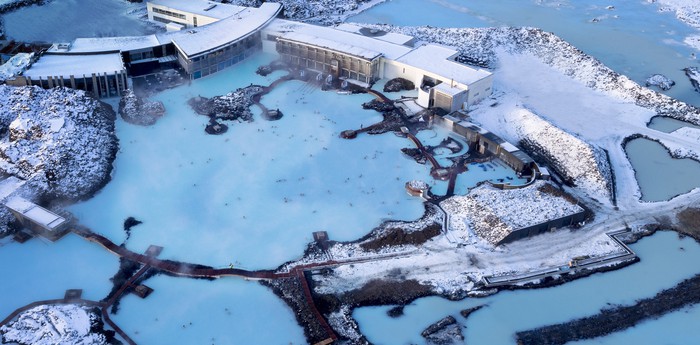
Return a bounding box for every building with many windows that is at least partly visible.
[10,1,491,110]
[147,0,247,29]
[263,20,493,111]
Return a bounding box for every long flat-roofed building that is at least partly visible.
[263,20,493,110]
[266,20,413,86]
[5,196,69,241]
[8,53,128,98]
[161,2,280,78]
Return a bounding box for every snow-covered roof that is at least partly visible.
[279,32,382,61]
[63,35,162,53]
[5,196,67,230]
[0,176,24,201]
[267,19,413,61]
[500,142,520,153]
[397,44,492,85]
[433,82,467,96]
[334,23,415,46]
[23,53,125,79]
[149,0,246,20]
[163,2,281,58]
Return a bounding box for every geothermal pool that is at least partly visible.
[70,53,523,271]
[625,137,700,202]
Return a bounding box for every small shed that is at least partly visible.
[5,197,69,241]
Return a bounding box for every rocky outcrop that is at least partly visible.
[645,74,675,91]
[0,85,118,201]
[118,89,165,126]
[0,304,119,345]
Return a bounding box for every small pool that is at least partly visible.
[647,116,700,133]
[625,137,700,201]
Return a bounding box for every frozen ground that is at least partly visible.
[354,231,700,345]
[0,53,32,82]
[1,304,108,345]
[441,181,583,245]
[349,0,700,106]
[227,0,388,24]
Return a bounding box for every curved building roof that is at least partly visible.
[163,2,281,59]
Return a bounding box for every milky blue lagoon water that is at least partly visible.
[0,234,117,318]
[354,231,700,345]
[69,53,435,270]
[648,116,700,133]
[625,137,700,202]
[2,0,157,42]
[112,275,306,345]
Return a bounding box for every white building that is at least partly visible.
[147,0,246,30]
[262,20,493,111]
[384,44,493,112]
[5,196,69,241]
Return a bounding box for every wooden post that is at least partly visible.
[104,72,110,98]
[115,71,121,97]
[70,75,76,89]
[91,73,98,97]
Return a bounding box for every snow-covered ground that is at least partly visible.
[658,0,700,52]
[441,181,583,245]
[1,304,109,345]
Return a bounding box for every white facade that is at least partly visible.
[147,0,245,28]
[382,44,493,111]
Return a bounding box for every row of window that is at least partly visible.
[152,7,186,20]
[192,49,257,79]
[152,15,173,24]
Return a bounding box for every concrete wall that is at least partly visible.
[381,57,492,110]
[498,210,586,245]
[465,74,493,107]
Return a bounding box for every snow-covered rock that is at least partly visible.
[227,0,380,24]
[118,89,165,126]
[645,74,675,91]
[188,85,263,122]
[684,66,700,93]
[0,304,112,345]
[650,0,700,30]
[0,86,118,201]
[0,0,44,14]
[0,53,33,82]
